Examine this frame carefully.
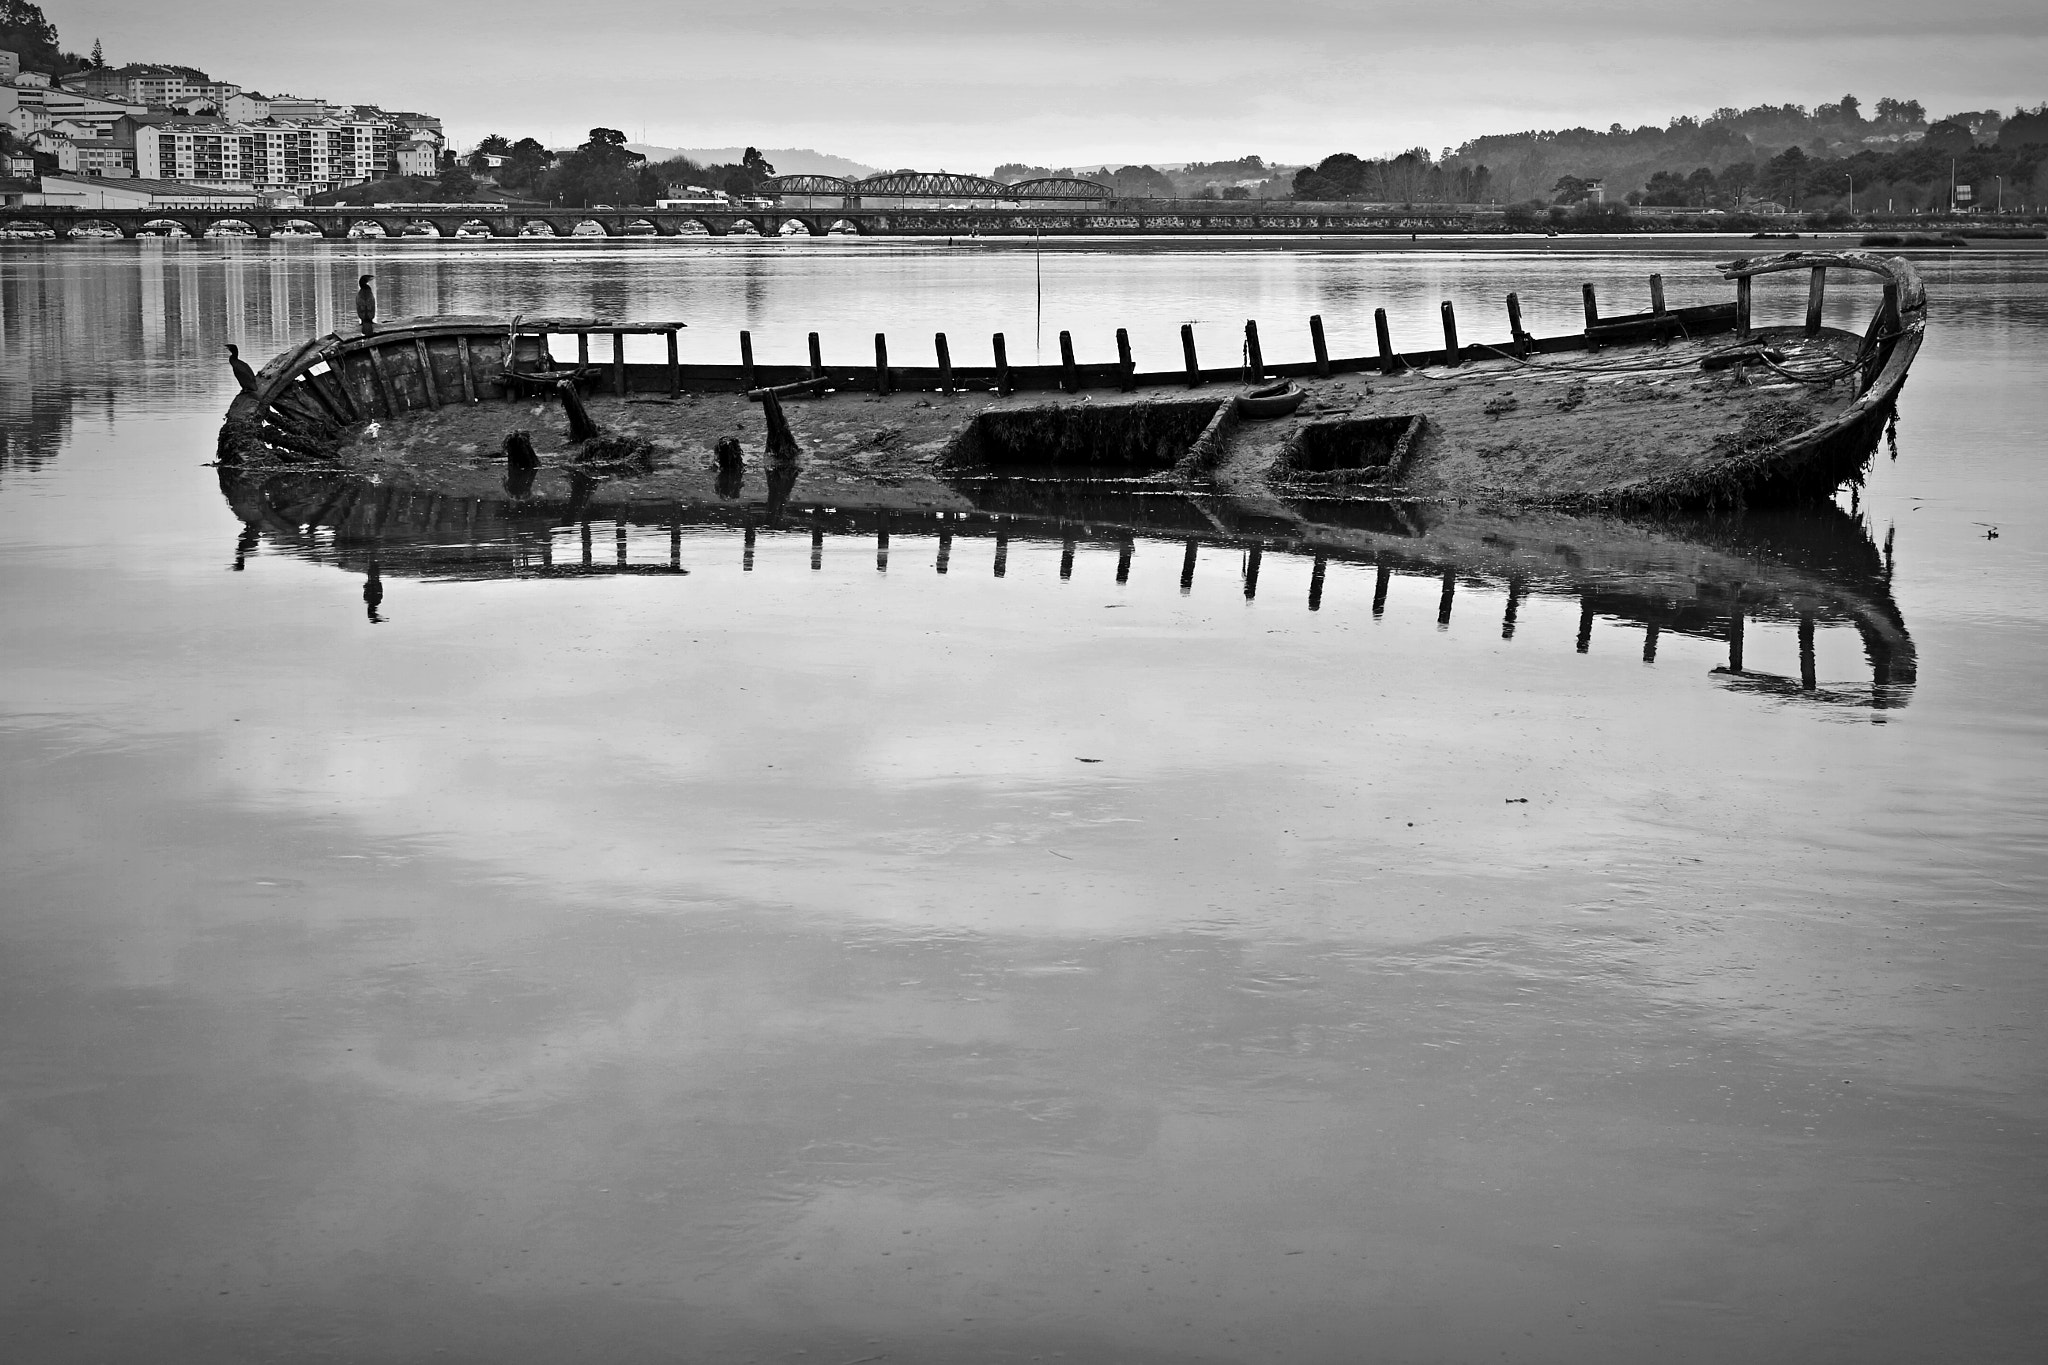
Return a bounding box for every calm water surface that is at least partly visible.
[3,238,2045,1363]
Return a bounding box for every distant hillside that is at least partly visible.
[626,147,879,179]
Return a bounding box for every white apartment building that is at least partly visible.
[137,115,400,194]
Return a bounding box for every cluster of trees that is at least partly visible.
[347,131,780,208]
[993,157,1291,200]
[1606,109,2048,215]
[0,0,85,74]
[1290,151,1493,204]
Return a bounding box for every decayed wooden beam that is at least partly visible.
[455,337,478,404]
[413,338,442,408]
[366,345,401,416]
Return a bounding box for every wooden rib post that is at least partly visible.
[808,331,823,380]
[935,332,953,394]
[611,330,626,396]
[1181,324,1201,388]
[578,331,590,370]
[740,330,756,391]
[1059,331,1078,393]
[1805,266,1826,335]
[366,345,400,416]
[1115,328,1135,391]
[665,329,679,397]
[1737,276,1752,338]
[1506,292,1529,357]
[1243,320,1264,379]
[456,336,478,403]
[1649,273,1667,315]
[874,333,890,395]
[1374,308,1401,373]
[413,338,442,407]
[1309,315,1330,377]
[993,332,1011,395]
[1582,283,1599,329]
[1440,301,1461,366]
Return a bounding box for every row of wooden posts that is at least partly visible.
[583,271,1748,404]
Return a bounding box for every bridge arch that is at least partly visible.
[453,218,497,238]
[274,218,324,237]
[568,217,614,236]
[517,218,560,237]
[201,218,260,238]
[826,218,863,236]
[855,171,1011,203]
[1010,176,1114,204]
[725,217,764,236]
[65,217,133,240]
[136,218,191,237]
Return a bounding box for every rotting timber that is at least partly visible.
[216,251,1925,513]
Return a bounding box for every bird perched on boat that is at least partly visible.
[224,343,258,393]
[355,274,376,333]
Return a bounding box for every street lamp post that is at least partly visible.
[1996,175,2004,214]
[1845,173,1854,216]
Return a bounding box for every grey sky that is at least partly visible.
[49,0,2048,167]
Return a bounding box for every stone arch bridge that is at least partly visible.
[2,203,1491,241]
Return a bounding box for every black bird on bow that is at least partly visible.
[356,274,377,333]
[225,343,258,393]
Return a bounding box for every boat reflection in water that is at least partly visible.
[219,466,1916,714]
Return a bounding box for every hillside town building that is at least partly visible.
[1,48,442,196]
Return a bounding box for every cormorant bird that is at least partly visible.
[225,343,258,393]
[356,274,376,333]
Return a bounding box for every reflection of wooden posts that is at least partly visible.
[1059,534,1076,579]
[1116,328,1135,391]
[615,518,627,566]
[1116,538,1133,584]
[993,332,1011,396]
[1180,537,1198,593]
[810,525,823,570]
[666,328,680,398]
[1308,554,1327,611]
[1649,273,1666,316]
[1243,320,1264,379]
[1372,562,1390,616]
[581,518,593,567]
[1440,302,1461,366]
[936,527,952,574]
[807,331,823,379]
[1506,293,1529,357]
[993,530,1009,578]
[1181,324,1201,388]
[876,518,889,573]
[1799,613,1817,690]
[1242,544,1261,600]
[743,524,756,572]
[1375,308,1400,373]
[740,330,756,390]
[1059,331,1078,393]
[1502,574,1524,639]
[1642,624,1660,663]
[1728,609,1746,671]
[1436,568,1455,625]
[935,332,953,394]
[1736,276,1753,338]
[1805,266,1826,334]
[612,329,627,396]
[874,333,891,395]
[1576,597,1594,653]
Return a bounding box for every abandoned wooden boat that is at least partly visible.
[216,251,1924,511]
